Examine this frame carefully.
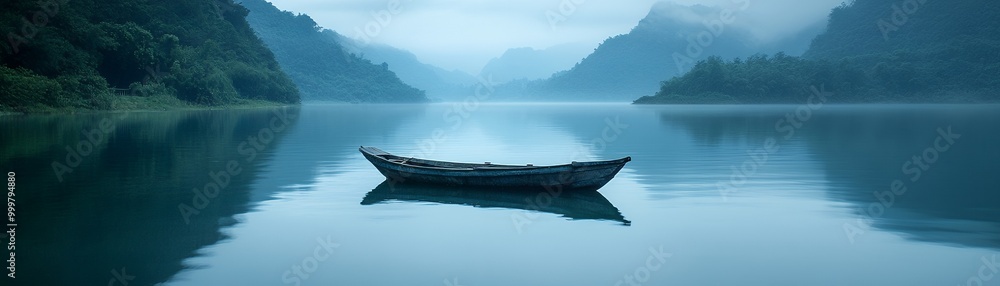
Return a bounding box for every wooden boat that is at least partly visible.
[359,146,630,191]
[362,181,630,225]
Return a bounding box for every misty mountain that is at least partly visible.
[636,0,1000,104]
[756,20,828,56]
[240,0,426,103]
[335,36,477,101]
[525,1,823,101]
[478,44,594,84]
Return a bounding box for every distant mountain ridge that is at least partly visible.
[336,35,477,101]
[478,44,594,84]
[522,1,823,101]
[240,0,426,103]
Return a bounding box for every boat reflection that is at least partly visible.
[361,181,631,225]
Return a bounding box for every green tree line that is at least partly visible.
[1,0,300,112]
[636,0,1000,104]
[241,0,426,103]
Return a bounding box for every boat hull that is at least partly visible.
[360,147,630,191]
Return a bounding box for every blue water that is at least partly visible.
[3,103,999,285]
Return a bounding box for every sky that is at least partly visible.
[263,0,845,74]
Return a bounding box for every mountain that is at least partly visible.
[756,20,828,57]
[478,44,593,84]
[805,0,1000,60]
[336,35,477,101]
[635,0,1000,104]
[0,0,300,112]
[526,2,759,101]
[517,1,828,101]
[240,0,426,103]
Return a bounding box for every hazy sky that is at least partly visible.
[263,0,844,74]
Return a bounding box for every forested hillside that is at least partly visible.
[805,0,999,59]
[636,0,1000,104]
[0,0,300,112]
[241,0,426,103]
[336,35,476,102]
[533,2,756,100]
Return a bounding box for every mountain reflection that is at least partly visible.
[361,181,630,225]
[655,105,1000,250]
[1,107,299,285]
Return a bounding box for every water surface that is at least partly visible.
[3,103,999,285]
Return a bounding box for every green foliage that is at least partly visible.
[806,0,1000,60]
[0,66,63,111]
[0,0,299,112]
[241,0,426,103]
[56,71,114,109]
[637,0,1000,104]
[636,54,868,103]
[227,61,299,103]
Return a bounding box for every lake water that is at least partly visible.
[3,103,999,286]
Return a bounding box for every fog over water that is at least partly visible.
[264,0,846,73]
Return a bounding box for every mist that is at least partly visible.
[3,1,997,285]
[265,0,847,74]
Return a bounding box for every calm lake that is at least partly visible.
[3,103,999,285]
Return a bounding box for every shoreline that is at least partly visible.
[0,96,300,116]
[633,91,1000,105]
